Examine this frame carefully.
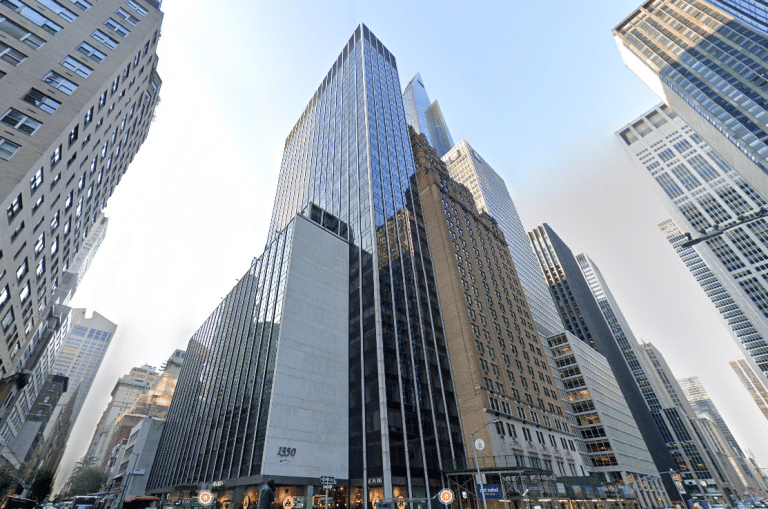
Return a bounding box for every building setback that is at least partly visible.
[614,0,768,202]
[411,127,586,482]
[618,104,768,388]
[149,24,463,504]
[0,0,162,463]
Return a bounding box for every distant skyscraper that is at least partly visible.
[444,142,565,338]
[150,24,462,502]
[678,376,745,456]
[402,73,455,156]
[529,224,733,503]
[618,105,768,387]
[614,0,768,200]
[51,309,115,422]
[731,358,768,422]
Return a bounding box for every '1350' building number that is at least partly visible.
[278,447,297,457]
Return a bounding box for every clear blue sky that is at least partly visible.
[54,0,768,490]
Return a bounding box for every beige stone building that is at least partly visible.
[411,127,586,485]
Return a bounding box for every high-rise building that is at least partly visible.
[678,376,744,456]
[549,332,668,504]
[613,0,768,200]
[618,104,768,387]
[708,0,768,34]
[402,73,454,157]
[51,309,115,423]
[730,358,768,422]
[84,364,162,468]
[0,0,162,467]
[149,24,462,503]
[443,142,565,338]
[410,128,588,493]
[642,343,755,499]
[529,224,734,503]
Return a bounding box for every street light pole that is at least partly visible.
[470,419,500,509]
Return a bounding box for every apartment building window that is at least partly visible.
[50,144,61,167]
[126,0,146,16]
[23,88,60,113]
[84,106,93,126]
[66,0,90,9]
[0,16,46,48]
[1,308,13,332]
[0,41,26,65]
[0,137,20,160]
[36,0,77,22]
[115,7,138,26]
[43,71,77,94]
[30,168,43,193]
[104,18,129,38]
[76,42,106,62]
[1,108,41,135]
[92,29,117,49]
[16,259,28,281]
[0,0,63,34]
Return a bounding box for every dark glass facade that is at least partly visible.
[269,24,462,495]
[710,0,768,34]
[147,219,294,489]
[148,24,462,503]
[528,225,688,501]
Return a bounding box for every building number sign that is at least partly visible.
[278,447,297,457]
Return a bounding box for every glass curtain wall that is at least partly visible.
[267,24,462,501]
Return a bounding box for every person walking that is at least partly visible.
[258,479,276,509]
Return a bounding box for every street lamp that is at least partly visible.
[470,419,501,509]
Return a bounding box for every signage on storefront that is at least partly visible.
[477,485,501,500]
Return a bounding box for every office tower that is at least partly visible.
[679,377,744,456]
[51,309,115,422]
[149,24,462,503]
[402,73,454,157]
[443,141,565,338]
[730,358,768,422]
[85,364,162,468]
[529,224,727,502]
[618,105,768,387]
[708,0,768,33]
[614,0,768,200]
[642,343,753,500]
[547,332,668,507]
[411,128,587,492]
[678,376,766,492]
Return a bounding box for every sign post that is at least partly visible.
[320,476,335,509]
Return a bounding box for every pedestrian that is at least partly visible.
[258,479,276,509]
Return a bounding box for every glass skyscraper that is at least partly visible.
[614,0,768,201]
[709,0,768,34]
[402,73,454,157]
[149,24,462,504]
[618,104,768,388]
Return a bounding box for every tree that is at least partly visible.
[66,468,108,497]
[27,469,54,502]
[0,465,19,500]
